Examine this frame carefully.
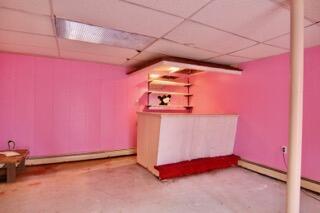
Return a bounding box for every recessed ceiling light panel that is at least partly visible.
[168,66,180,73]
[149,73,160,79]
[55,18,156,50]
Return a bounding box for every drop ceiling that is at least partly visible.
[0,0,319,67]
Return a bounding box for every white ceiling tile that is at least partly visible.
[0,0,51,15]
[0,8,54,35]
[297,24,320,48]
[271,0,320,22]
[131,51,166,61]
[264,34,289,49]
[145,39,219,60]
[265,23,320,49]
[58,39,138,59]
[231,44,288,59]
[208,55,253,65]
[165,21,257,54]
[60,50,127,65]
[192,0,312,42]
[52,0,183,38]
[0,30,57,49]
[124,0,211,18]
[0,42,58,57]
[302,0,320,22]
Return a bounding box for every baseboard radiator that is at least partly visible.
[238,159,320,194]
[26,148,136,166]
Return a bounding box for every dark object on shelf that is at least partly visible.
[158,94,171,105]
[161,75,179,80]
[8,140,15,150]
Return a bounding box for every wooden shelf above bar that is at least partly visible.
[147,105,193,109]
[148,90,193,96]
[149,79,191,87]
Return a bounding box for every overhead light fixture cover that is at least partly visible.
[55,18,156,50]
[149,73,160,79]
[168,66,180,73]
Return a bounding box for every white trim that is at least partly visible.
[238,160,320,194]
[26,149,136,166]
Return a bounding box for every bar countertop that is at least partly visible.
[137,112,239,117]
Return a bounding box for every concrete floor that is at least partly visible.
[0,156,319,213]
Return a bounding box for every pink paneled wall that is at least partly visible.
[1,45,319,182]
[191,45,320,181]
[0,52,146,157]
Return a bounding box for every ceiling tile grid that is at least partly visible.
[0,8,54,36]
[123,0,211,18]
[208,55,253,65]
[165,21,257,54]
[0,0,51,16]
[58,39,138,59]
[145,39,220,60]
[265,23,320,49]
[231,43,288,59]
[303,0,320,22]
[191,0,312,42]
[60,50,127,65]
[271,0,320,22]
[0,0,319,66]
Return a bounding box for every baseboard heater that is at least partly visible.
[238,159,320,194]
[26,148,136,166]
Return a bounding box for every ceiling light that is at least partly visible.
[149,73,160,79]
[168,66,180,73]
[55,18,156,50]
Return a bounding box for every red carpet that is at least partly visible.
[154,155,240,180]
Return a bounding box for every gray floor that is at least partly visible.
[0,156,319,213]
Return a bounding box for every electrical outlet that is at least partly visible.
[281,146,287,154]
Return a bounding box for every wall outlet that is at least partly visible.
[281,146,287,154]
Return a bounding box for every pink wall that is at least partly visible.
[0,52,147,157]
[1,45,319,181]
[191,45,320,181]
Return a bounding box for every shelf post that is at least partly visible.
[187,76,190,107]
[147,74,150,109]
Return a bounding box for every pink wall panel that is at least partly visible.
[191,45,320,181]
[33,57,54,156]
[0,52,141,157]
[301,47,320,180]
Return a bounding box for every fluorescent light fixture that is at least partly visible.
[55,18,156,50]
[168,66,180,73]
